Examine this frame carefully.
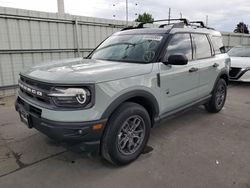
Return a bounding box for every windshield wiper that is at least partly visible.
[94,42,136,53]
[94,40,152,54]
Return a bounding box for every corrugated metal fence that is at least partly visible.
[1,7,250,96]
[0,7,127,96]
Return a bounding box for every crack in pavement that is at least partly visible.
[0,122,11,127]
[0,132,39,144]
[0,138,14,141]
[0,150,68,178]
[0,130,68,179]
[9,133,39,144]
[11,151,27,169]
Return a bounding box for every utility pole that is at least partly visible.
[206,15,208,26]
[57,0,65,15]
[126,0,128,25]
[168,8,171,24]
[180,12,183,19]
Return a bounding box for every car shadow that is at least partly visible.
[57,105,208,167]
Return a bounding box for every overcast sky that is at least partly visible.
[0,0,249,32]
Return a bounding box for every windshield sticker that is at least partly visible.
[143,35,163,41]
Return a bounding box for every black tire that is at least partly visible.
[101,102,151,166]
[205,79,227,113]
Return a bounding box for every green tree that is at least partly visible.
[234,22,249,34]
[135,12,154,23]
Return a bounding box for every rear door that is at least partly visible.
[159,33,200,114]
[191,34,221,98]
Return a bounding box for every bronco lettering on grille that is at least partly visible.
[19,82,43,97]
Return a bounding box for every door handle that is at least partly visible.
[213,63,219,68]
[189,67,199,73]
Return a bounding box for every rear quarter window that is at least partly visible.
[211,36,225,54]
[192,34,212,59]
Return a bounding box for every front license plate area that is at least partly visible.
[19,108,32,128]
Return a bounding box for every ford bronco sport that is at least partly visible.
[15,19,230,165]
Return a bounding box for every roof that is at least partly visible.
[114,27,172,35]
[170,27,222,36]
[114,27,222,37]
[115,19,222,37]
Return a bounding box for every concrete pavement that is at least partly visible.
[0,82,249,188]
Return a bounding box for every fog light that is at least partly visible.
[78,130,84,135]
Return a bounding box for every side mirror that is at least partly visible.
[163,54,188,65]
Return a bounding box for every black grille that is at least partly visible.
[20,76,51,90]
[19,76,52,105]
[229,68,242,78]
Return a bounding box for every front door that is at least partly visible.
[159,33,200,114]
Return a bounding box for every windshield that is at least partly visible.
[228,47,250,57]
[90,34,164,63]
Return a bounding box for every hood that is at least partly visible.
[21,58,153,84]
[230,57,250,68]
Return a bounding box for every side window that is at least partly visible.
[211,36,225,54]
[164,33,193,61]
[192,34,212,59]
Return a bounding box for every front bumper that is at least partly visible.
[238,70,250,82]
[15,97,107,151]
[229,68,250,82]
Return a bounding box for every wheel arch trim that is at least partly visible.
[101,90,160,121]
[213,69,229,90]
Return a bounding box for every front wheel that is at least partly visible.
[205,79,227,113]
[101,102,151,165]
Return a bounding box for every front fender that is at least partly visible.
[101,89,160,119]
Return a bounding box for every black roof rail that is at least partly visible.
[189,21,215,30]
[190,21,205,27]
[159,22,186,28]
[138,18,189,28]
[121,18,190,31]
[120,26,137,31]
[121,18,215,31]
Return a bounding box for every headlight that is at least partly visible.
[48,87,92,108]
